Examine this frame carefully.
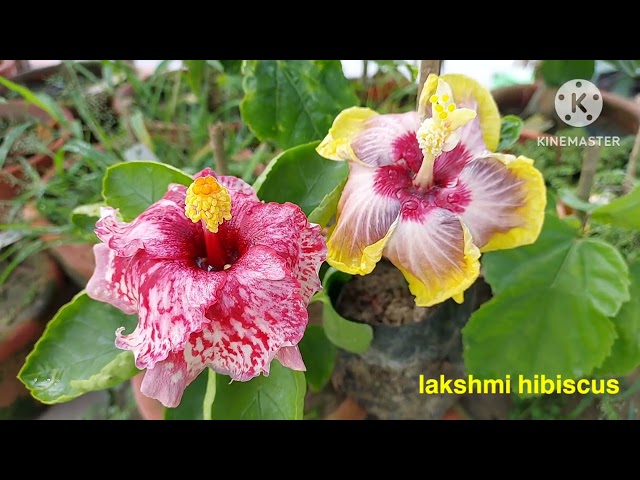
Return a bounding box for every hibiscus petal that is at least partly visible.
[184,245,308,381]
[275,346,306,371]
[294,221,326,304]
[140,351,202,408]
[351,112,422,167]
[455,153,546,251]
[141,343,307,408]
[316,107,379,161]
[95,184,203,260]
[218,201,326,303]
[86,244,138,315]
[419,74,501,155]
[105,253,226,370]
[327,162,401,275]
[383,207,481,307]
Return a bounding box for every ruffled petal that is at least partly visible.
[383,207,481,307]
[86,244,138,315]
[184,245,308,382]
[140,351,201,408]
[293,223,326,304]
[455,153,546,252]
[218,201,326,303]
[351,112,422,167]
[275,346,306,371]
[326,162,402,275]
[95,184,203,260]
[316,107,379,161]
[93,251,227,370]
[419,74,501,155]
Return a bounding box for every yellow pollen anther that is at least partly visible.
[435,104,444,113]
[439,111,448,120]
[185,175,232,233]
[448,103,456,112]
[442,94,450,102]
[430,95,439,104]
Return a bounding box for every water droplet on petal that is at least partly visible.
[447,193,459,203]
[395,189,404,199]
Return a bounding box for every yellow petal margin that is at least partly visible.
[419,73,501,152]
[399,223,481,308]
[316,107,379,161]
[480,154,547,253]
[326,220,399,275]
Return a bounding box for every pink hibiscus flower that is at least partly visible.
[86,168,326,407]
[316,74,546,306]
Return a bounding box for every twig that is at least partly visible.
[209,122,227,176]
[623,123,640,194]
[576,144,600,224]
[417,60,442,111]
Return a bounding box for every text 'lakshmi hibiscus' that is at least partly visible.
[316,74,546,307]
[86,168,326,407]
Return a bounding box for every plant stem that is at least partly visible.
[623,122,640,194]
[417,60,442,112]
[203,368,217,420]
[209,122,227,175]
[576,144,600,224]
[361,60,369,89]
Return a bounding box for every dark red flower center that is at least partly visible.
[377,132,473,220]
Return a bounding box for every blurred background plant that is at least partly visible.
[2,59,640,420]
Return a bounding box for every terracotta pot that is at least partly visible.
[130,372,165,420]
[0,100,74,200]
[0,251,63,409]
[0,62,103,97]
[491,82,640,136]
[22,202,96,288]
[0,60,17,78]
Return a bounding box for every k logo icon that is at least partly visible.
[555,79,603,127]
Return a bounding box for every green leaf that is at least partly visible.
[70,203,104,233]
[540,60,595,87]
[0,76,71,129]
[0,121,34,170]
[497,115,524,151]
[241,60,358,149]
[597,262,640,376]
[102,161,192,221]
[464,214,631,381]
[129,111,154,152]
[219,60,242,74]
[603,60,640,78]
[164,370,209,420]
[206,60,224,72]
[559,189,599,213]
[184,60,206,97]
[463,288,617,379]
[313,268,373,354]
[298,324,337,392]
[18,292,139,404]
[591,186,640,230]
[484,215,630,317]
[253,141,348,224]
[546,189,558,214]
[210,361,306,419]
